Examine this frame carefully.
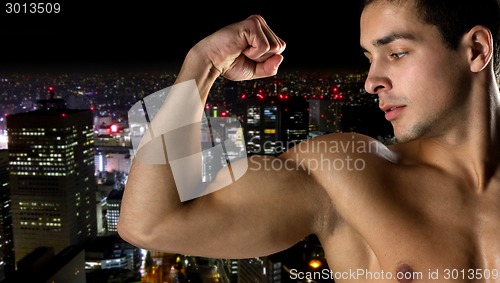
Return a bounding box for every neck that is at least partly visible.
[408,72,500,191]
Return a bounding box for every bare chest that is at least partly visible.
[322,175,500,282]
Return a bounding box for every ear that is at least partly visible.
[465,25,493,73]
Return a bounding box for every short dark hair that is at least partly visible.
[362,0,500,79]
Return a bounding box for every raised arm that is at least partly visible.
[117,15,329,259]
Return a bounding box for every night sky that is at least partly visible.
[0,1,368,73]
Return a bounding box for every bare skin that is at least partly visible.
[118,2,500,282]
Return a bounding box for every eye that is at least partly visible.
[390,52,407,59]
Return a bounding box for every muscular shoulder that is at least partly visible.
[277,133,401,234]
[280,132,397,164]
[277,132,400,210]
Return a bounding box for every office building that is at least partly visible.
[7,97,97,263]
[0,150,14,280]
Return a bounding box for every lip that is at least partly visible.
[381,105,406,121]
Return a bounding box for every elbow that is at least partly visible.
[118,218,181,254]
[117,219,140,248]
[117,216,153,250]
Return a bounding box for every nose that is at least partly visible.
[364,61,391,95]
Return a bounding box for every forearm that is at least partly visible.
[176,44,222,98]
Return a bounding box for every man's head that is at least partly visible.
[360,0,500,143]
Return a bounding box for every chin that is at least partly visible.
[393,130,420,144]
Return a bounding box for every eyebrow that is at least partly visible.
[361,32,418,53]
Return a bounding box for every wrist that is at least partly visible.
[174,44,221,102]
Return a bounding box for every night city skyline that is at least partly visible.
[0,68,392,282]
[1,0,500,282]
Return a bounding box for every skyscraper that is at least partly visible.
[105,189,123,234]
[245,101,281,155]
[0,150,15,279]
[242,96,309,156]
[6,97,97,264]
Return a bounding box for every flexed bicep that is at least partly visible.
[151,154,321,259]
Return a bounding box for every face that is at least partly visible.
[360,1,471,143]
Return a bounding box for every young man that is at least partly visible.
[118,0,500,281]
